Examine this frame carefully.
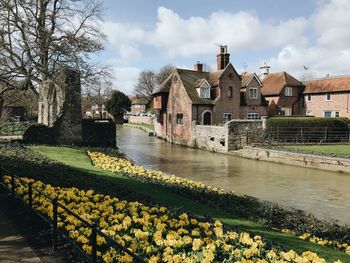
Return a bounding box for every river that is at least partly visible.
[117,125,350,225]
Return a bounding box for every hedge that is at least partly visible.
[266,117,350,143]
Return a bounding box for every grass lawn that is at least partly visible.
[283,145,350,157]
[31,146,350,262]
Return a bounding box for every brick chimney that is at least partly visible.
[194,61,203,72]
[217,45,230,70]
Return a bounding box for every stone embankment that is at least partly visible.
[231,146,350,174]
[124,123,154,136]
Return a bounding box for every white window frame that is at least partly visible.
[176,113,184,124]
[247,113,259,120]
[335,111,340,117]
[306,110,312,116]
[248,87,258,99]
[281,107,292,116]
[324,111,332,117]
[285,87,293,96]
[200,86,210,99]
[223,113,232,123]
[325,93,331,101]
[197,80,211,99]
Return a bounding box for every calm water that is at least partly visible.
[117,126,350,225]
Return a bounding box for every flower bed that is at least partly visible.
[87,151,350,246]
[3,176,333,263]
[280,229,350,256]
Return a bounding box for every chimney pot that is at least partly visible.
[194,62,203,72]
[217,45,230,70]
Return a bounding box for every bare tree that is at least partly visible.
[0,0,106,118]
[156,64,175,85]
[133,65,175,100]
[133,70,157,99]
[82,76,113,118]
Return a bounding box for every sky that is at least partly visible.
[96,0,350,95]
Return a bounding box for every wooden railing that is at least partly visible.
[0,167,145,263]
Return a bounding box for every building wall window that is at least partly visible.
[335,111,340,117]
[324,111,332,117]
[249,88,258,99]
[223,113,232,123]
[285,87,293,96]
[281,107,292,116]
[325,93,331,101]
[307,94,311,102]
[228,87,233,98]
[247,113,259,119]
[176,113,183,124]
[306,110,312,116]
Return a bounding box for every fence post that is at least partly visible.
[300,127,303,143]
[28,183,33,209]
[11,174,15,196]
[245,130,249,145]
[277,128,280,145]
[52,197,58,251]
[324,127,328,143]
[91,222,97,263]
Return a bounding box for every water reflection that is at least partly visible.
[117,125,350,224]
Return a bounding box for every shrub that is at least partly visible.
[22,124,54,144]
[266,117,350,143]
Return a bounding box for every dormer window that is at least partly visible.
[196,80,211,99]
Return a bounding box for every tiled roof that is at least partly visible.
[177,69,214,105]
[304,76,350,94]
[240,72,253,87]
[131,96,149,105]
[261,72,302,96]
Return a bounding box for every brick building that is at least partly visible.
[130,96,150,115]
[260,64,305,116]
[153,46,267,145]
[304,75,350,117]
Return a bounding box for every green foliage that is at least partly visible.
[1,144,350,261]
[266,117,350,143]
[0,122,30,136]
[267,117,350,129]
[105,90,131,119]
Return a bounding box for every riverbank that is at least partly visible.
[123,123,155,136]
[2,144,349,261]
[231,146,350,174]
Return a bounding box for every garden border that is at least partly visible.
[0,166,145,263]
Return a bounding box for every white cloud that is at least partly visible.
[148,7,308,58]
[312,0,350,49]
[102,21,145,64]
[102,0,350,85]
[266,0,350,79]
[111,67,141,95]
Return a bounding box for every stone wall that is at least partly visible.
[35,68,82,145]
[233,146,350,174]
[129,116,155,125]
[53,69,82,145]
[191,124,228,152]
[227,119,263,150]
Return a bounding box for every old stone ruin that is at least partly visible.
[23,68,116,147]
